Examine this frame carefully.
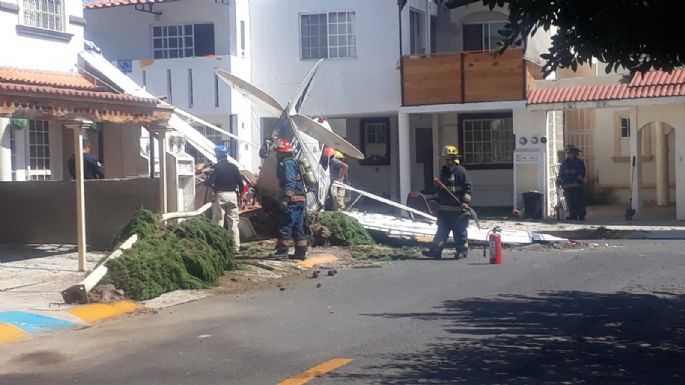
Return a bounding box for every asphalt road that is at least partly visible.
[1,240,684,385]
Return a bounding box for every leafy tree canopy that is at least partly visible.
[435,0,684,75]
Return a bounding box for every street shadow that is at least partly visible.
[344,291,685,384]
[0,244,77,264]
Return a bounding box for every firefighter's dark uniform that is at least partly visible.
[559,157,586,220]
[426,163,472,258]
[275,154,308,259]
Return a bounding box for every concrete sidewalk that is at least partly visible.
[0,244,142,345]
[479,204,685,239]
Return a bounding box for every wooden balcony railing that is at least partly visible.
[401,48,543,106]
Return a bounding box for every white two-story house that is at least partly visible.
[251,0,554,212]
[83,0,259,172]
[0,0,176,251]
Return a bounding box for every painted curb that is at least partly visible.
[0,301,143,346]
[299,255,338,268]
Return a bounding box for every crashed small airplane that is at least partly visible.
[215,60,363,211]
[214,62,565,246]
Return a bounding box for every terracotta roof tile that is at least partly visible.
[0,66,157,104]
[0,67,99,90]
[83,0,169,9]
[528,69,685,105]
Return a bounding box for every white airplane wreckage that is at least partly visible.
[80,51,564,247]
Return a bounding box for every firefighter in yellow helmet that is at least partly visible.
[422,145,472,259]
[322,149,349,210]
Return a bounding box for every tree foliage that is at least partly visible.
[438,0,684,75]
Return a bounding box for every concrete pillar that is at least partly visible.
[398,112,411,209]
[64,122,89,272]
[629,108,643,218]
[432,114,440,180]
[676,128,685,220]
[157,128,168,214]
[0,118,12,181]
[655,122,669,206]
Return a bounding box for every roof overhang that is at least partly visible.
[527,96,685,111]
[83,0,176,10]
[442,0,480,9]
[0,67,173,125]
[400,100,525,114]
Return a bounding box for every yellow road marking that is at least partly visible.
[299,255,338,268]
[67,301,142,323]
[0,323,28,344]
[278,358,353,385]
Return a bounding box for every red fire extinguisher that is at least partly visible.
[487,227,502,265]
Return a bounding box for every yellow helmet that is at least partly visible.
[334,151,345,159]
[441,145,459,158]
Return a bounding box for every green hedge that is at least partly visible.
[106,215,236,301]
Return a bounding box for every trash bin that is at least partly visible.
[522,191,544,219]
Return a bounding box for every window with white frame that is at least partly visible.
[359,118,390,166]
[409,8,425,55]
[300,11,356,60]
[152,24,215,59]
[620,117,631,138]
[463,21,509,52]
[461,116,514,166]
[22,0,64,32]
[28,120,51,180]
[186,123,228,164]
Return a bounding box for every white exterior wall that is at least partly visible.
[84,0,258,171]
[0,0,84,71]
[512,108,547,210]
[250,0,410,116]
[84,0,232,60]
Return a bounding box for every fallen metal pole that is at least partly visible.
[61,234,138,304]
[161,202,213,222]
[333,181,436,222]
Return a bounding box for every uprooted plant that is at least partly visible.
[105,210,236,301]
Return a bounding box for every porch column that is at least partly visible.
[432,114,440,179]
[64,121,90,272]
[629,108,643,218]
[0,118,11,181]
[655,122,669,206]
[676,126,685,220]
[155,127,169,214]
[398,112,411,209]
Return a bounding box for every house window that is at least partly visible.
[28,120,51,180]
[620,117,631,138]
[152,24,215,59]
[187,123,228,164]
[22,0,64,32]
[463,21,508,51]
[409,8,425,55]
[359,118,390,166]
[460,114,514,168]
[300,11,356,60]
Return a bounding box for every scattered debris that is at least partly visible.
[316,283,322,288]
[88,284,126,303]
[307,211,375,246]
[350,245,423,260]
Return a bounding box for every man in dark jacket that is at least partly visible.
[558,144,587,220]
[68,141,104,180]
[273,138,308,260]
[205,145,243,251]
[422,145,472,260]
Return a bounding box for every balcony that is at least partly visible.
[401,48,543,106]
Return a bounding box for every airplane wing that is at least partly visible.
[290,114,364,159]
[286,59,324,116]
[215,69,284,118]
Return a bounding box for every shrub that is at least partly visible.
[317,212,375,246]
[106,216,236,301]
